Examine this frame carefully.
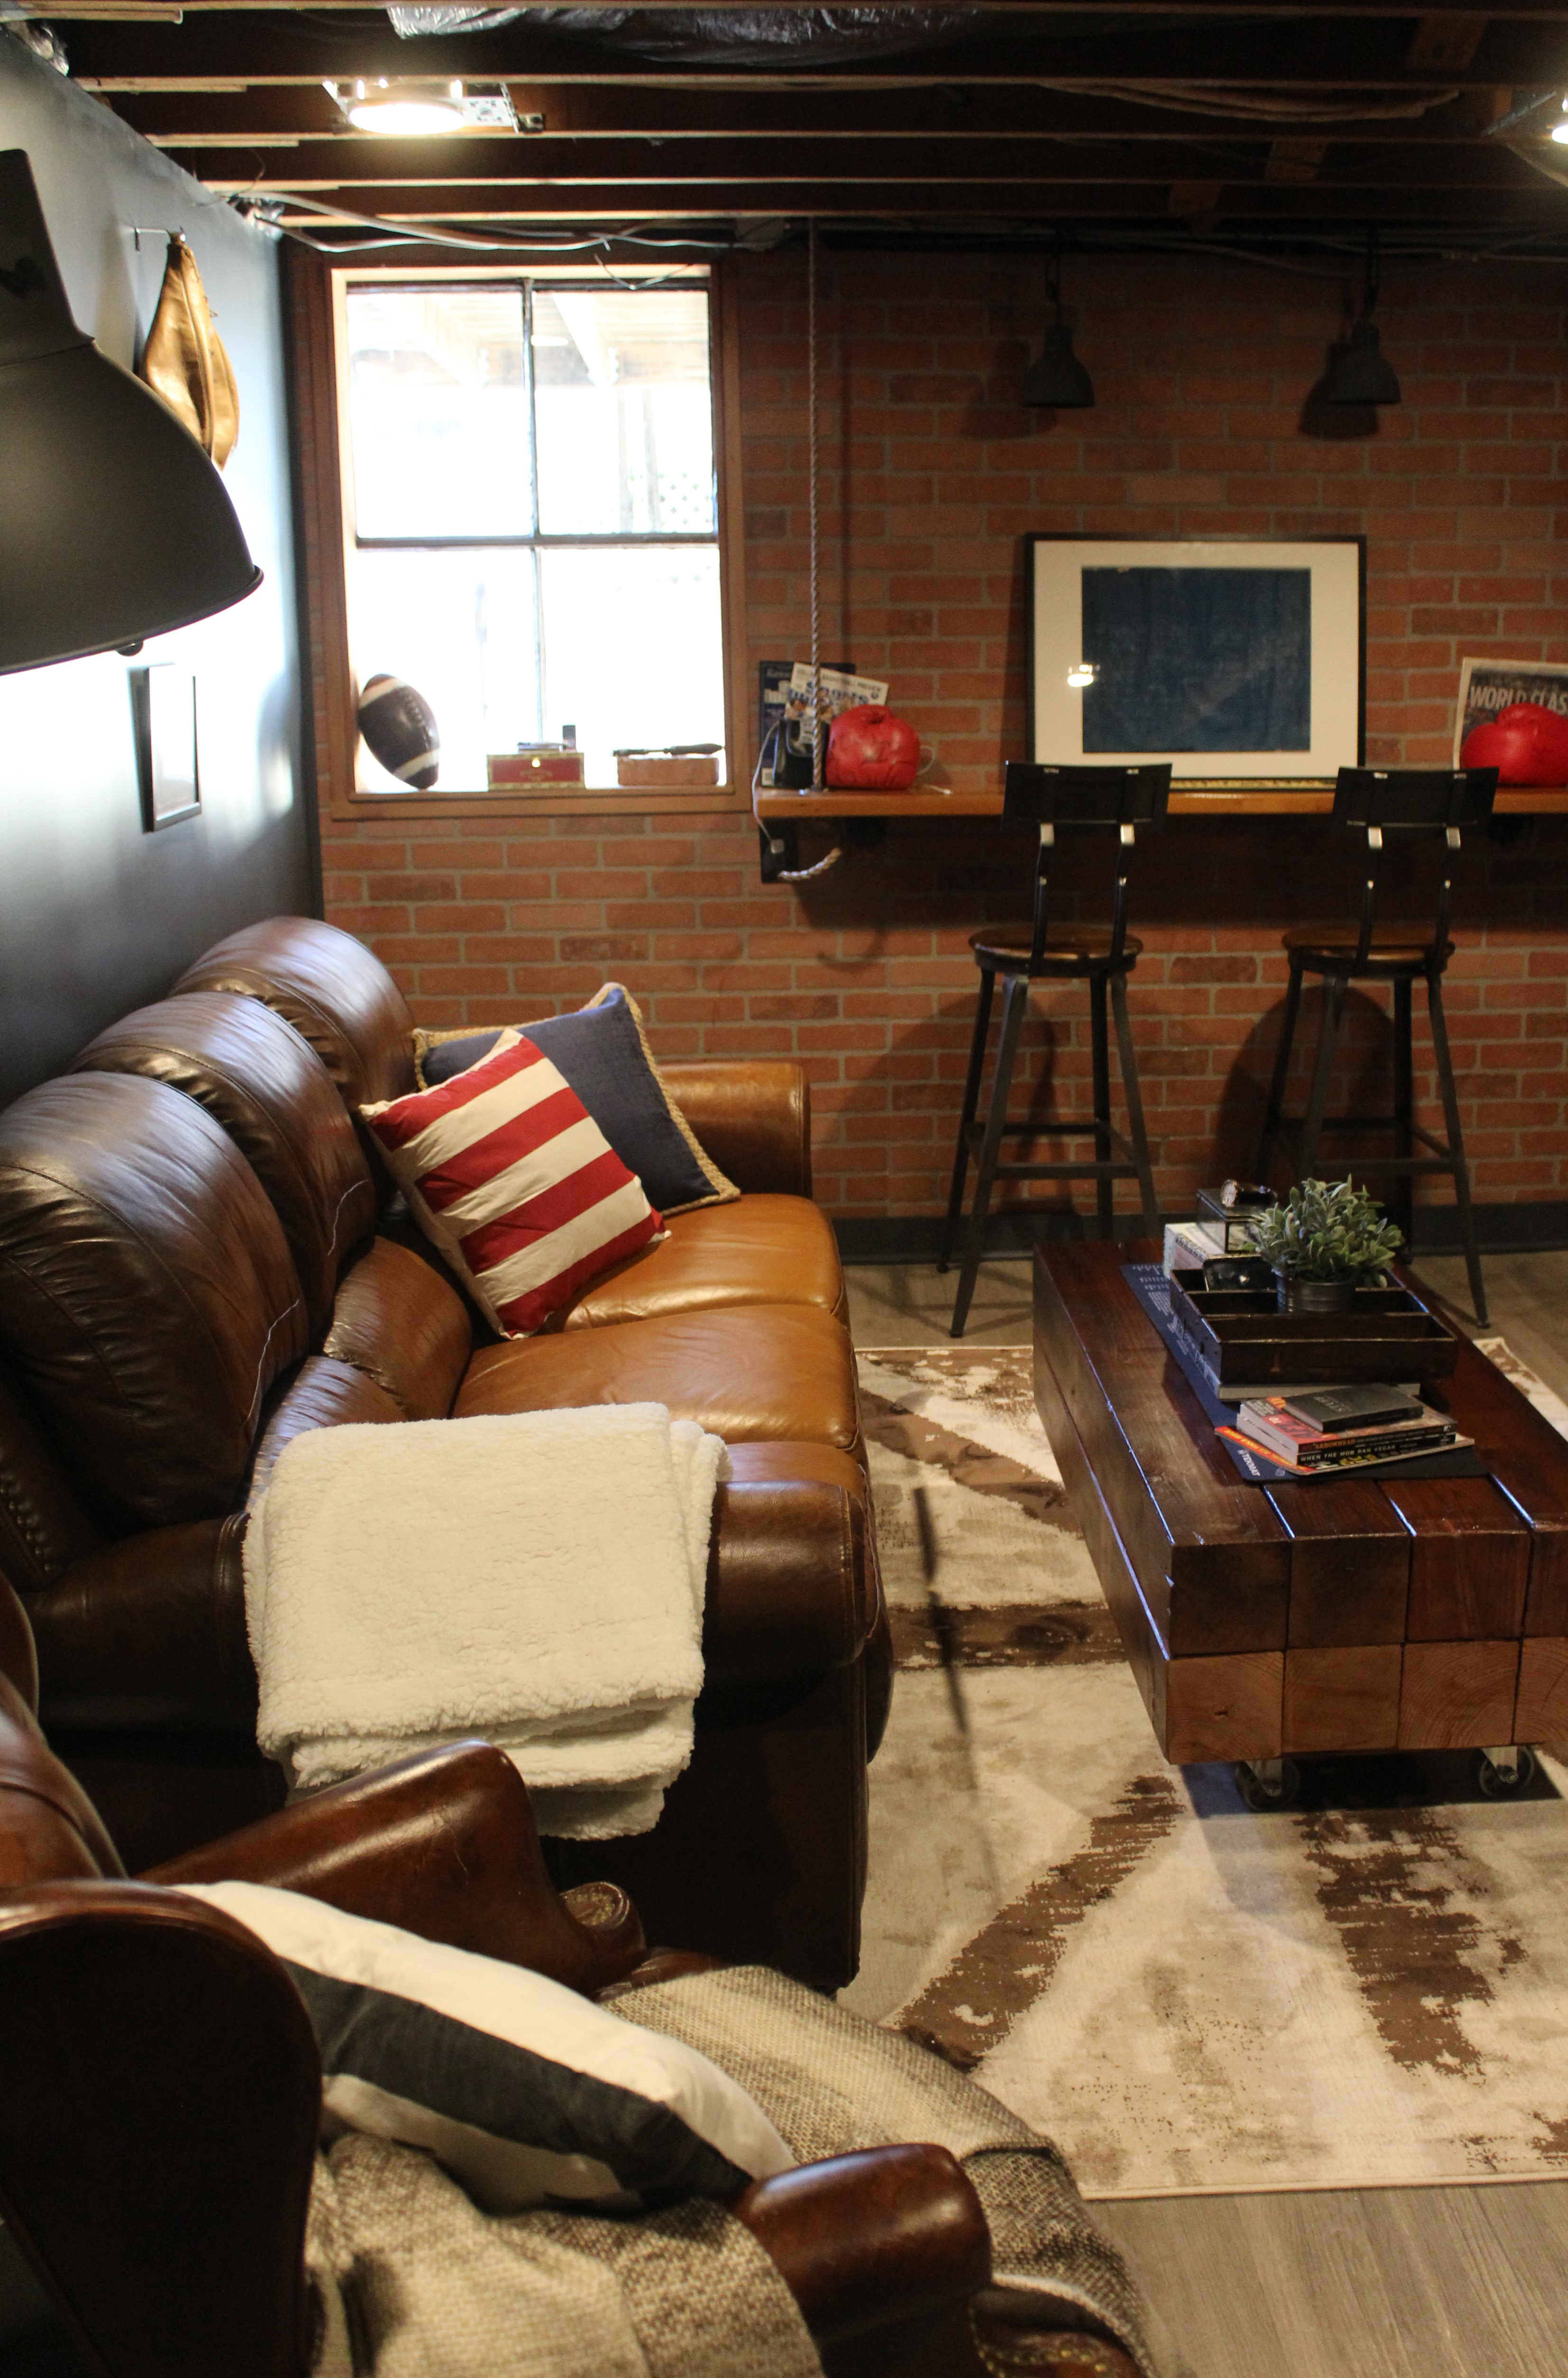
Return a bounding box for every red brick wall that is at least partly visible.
[318,248,1568,1229]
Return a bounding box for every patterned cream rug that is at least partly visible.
[846,1345,1568,2201]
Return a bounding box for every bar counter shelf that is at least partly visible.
[752,783,1568,823]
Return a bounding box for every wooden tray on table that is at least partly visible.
[1167,1271,1458,1388]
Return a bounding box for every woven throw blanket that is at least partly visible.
[297,1965,1157,2376]
[614,1966,1161,2378]
[305,2132,822,2378]
[246,1404,726,1836]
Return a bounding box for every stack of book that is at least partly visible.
[1219,1385,1466,1475]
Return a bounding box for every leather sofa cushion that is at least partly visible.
[71,992,376,1339]
[0,1353,102,1598]
[29,1517,254,1737]
[323,1238,472,1421]
[456,1306,863,1460]
[248,1357,404,1506]
[560,1195,845,1331]
[173,916,416,1110]
[0,1076,309,1534]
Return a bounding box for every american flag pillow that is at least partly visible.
[361,1034,662,1336]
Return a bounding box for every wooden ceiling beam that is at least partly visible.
[111,83,1522,142]
[239,179,1568,224]
[161,132,1550,186]
[1408,13,1494,66]
[58,11,1568,92]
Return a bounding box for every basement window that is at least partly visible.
[327,269,741,806]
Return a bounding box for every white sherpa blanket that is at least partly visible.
[244,1405,728,1837]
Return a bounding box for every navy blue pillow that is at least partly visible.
[422,1027,506,1084]
[421,988,735,1216]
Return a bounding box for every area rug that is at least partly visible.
[847,1345,1568,2200]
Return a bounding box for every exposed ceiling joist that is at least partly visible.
[109,86,1507,142]
[242,178,1568,222]
[165,132,1557,190]
[21,2,1568,241]
[55,11,1568,91]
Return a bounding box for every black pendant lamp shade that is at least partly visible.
[1023,321,1094,409]
[1322,317,1402,406]
[1323,230,1402,406]
[1024,245,1094,409]
[0,150,261,675]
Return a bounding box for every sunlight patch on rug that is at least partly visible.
[850,1344,1568,2199]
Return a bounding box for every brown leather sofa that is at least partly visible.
[0,917,888,1989]
[0,1583,1140,2378]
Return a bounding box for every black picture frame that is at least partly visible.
[1025,534,1366,788]
[129,664,201,831]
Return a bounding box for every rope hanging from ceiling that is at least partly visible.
[763,215,844,883]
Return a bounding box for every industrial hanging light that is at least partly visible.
[1023,244,1094,410]
[0,150,261,674]
[1322,229,1402,406]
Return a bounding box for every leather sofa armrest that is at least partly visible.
[659,1060,813,1198]
[704,1482,870,1688]
[146,1739,648,1993]
[735,2144,990,2343]
[33,1480,866,1725]
[736,2149,1141,2377]
[29,1517,255,1734]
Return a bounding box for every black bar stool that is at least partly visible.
[939,761,1170,1338]
[1256,764,1498,1326]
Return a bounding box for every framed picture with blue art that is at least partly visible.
[1027,536,1365,784]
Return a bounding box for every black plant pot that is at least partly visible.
[1275,1272,1358,1316]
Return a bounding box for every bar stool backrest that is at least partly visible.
[1002,762,1173,975]
[1330,765,1498,970]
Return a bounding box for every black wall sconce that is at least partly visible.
[0,149,261,675]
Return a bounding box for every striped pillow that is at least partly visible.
[361,1034,662,1336]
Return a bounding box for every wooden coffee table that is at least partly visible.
[1034,1241,1568,1797]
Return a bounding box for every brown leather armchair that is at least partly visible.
[0,1585,1137,2378]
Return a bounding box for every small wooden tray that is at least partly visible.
[1168,1270,1458,1386]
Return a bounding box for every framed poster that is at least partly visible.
[1027,535,1365,783]
[129,664,201,830]
[1452,656,1568,765]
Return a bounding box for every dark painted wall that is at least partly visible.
[0,31,314,1107]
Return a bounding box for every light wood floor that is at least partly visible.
[846,1252,1568,2378]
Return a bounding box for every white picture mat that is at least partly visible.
[1030,538,1362,780]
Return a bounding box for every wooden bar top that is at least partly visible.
[755,784,1568,823]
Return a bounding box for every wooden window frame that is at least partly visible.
[286,243,750,820]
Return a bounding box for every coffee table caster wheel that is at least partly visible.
[1235,1757,1301,1811]
[1475,1745,1536,1798]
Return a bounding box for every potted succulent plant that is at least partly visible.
[1247,1178,1404,1314]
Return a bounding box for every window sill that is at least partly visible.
[329,783,752,823]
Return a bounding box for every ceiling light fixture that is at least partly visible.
[326,79,525,136]
[0,149,260,674]
[1321,227,1401,406]
[1552,97,1568,143]
[1023,240,1094,409]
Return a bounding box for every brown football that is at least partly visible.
[358,673,440,790]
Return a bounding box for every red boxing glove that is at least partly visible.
[825,704,921,791]
[1460,700,1568,787]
